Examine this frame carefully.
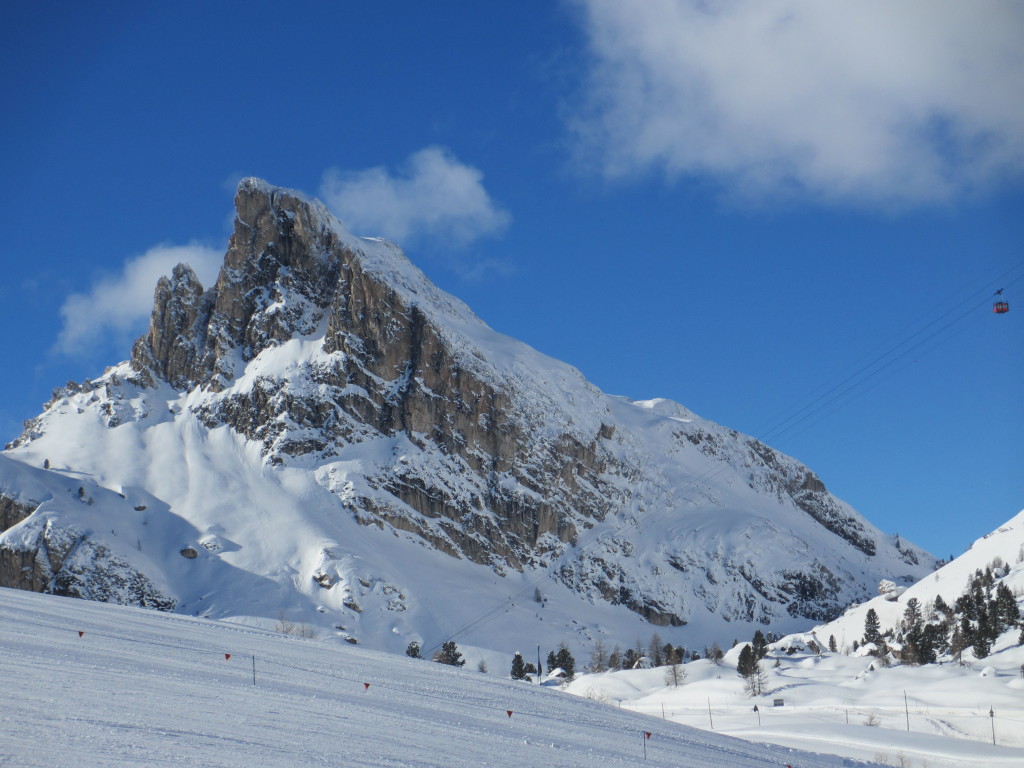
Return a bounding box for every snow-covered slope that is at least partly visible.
[1,178,935,658]
[790,510,1024,656]
[0,586,872,768]
[568,507,1024,767]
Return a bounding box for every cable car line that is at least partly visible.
[754,262,1023,449]
[758,286,1007,448]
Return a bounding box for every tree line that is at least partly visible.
[851,562,1022,665]
[403,561,1021,688]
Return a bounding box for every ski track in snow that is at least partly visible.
[1,587,870,768]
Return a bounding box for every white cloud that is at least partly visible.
[319,147,510,246]
[571,0,1024,205]
[56,243,222,357]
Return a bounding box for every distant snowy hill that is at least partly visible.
[1,178,934,658]
[787,509,1024,658]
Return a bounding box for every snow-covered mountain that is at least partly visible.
[0,178,935,656]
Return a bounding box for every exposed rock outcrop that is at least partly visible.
[129,180,616,573]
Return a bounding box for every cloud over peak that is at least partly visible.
[320,147,510,246]
[571,0,1024,205]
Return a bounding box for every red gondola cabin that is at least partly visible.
[994,300,1009,314]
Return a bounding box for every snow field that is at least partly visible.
[566,639,1024,768]
[0,587,869,768]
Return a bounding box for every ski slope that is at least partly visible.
[0,586,871,768]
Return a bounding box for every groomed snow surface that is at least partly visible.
[2,587,869,768]
[565,634,1024,768]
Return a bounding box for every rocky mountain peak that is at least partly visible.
[1,179,937,652]
[131,179,349,391]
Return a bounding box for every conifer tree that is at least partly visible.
[903,598,923,633]
[663,643,681,665]
[608,645,622,670]
[737,644,757,678]
[972,632,991,659]
[751,630,768,661]
[510,652,528,680]
[622,648,639,669]
[995,583,1020,630]
[433,640,465,667]
[901,598,924,665]
[736,644,766,696]
[864,608,882,646]
[554,643,576,680]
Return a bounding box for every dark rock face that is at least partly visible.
[132,182,344,392]
[0,509,174,610]
[0,493,43,592]
[1,493,35,533]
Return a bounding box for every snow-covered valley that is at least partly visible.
[566,633,1024,768]
[567,510,1024,767]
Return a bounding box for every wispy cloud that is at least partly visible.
[56,243,221,357]
[319,147,511,246]
[570,0,1024,205]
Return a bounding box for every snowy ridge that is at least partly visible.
[2,178,936,659]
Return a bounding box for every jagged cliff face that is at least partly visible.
[127,180,614,570]
[1,179,935,652]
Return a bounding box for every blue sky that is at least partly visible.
[1,1,1021,561]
